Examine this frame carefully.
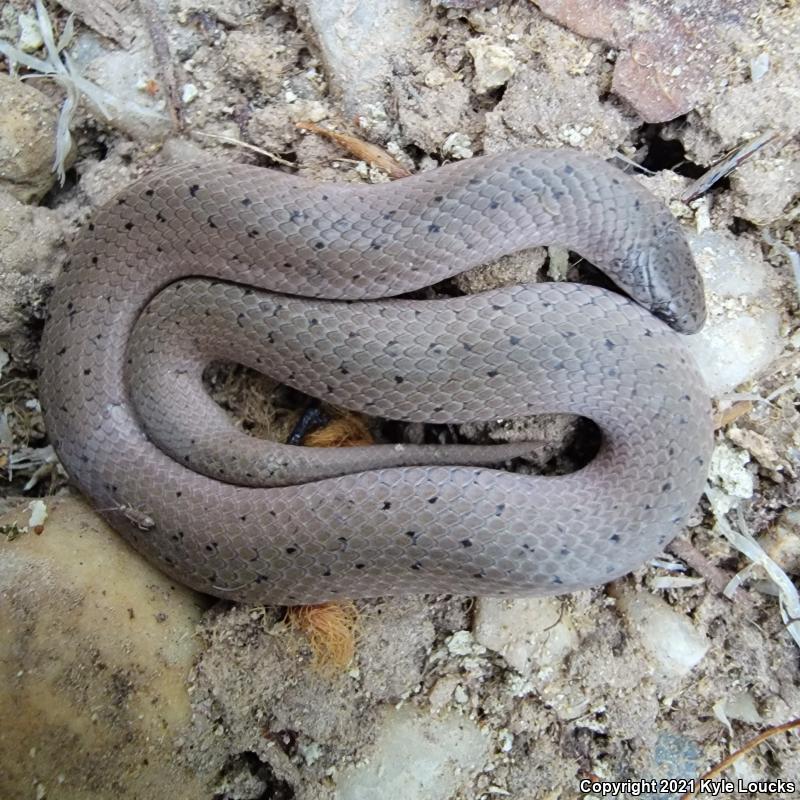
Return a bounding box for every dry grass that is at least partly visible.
[303,414,374,448]
[285,601,360,674]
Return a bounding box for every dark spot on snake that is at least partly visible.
[560,547,570,556]
[509,335,521,345]
[241,197,252,206]
[156,212,166,223]
[428,497,438,504]
[486,370,498,378]
[355,563,365,569]
[695,456,704,466]
[428,223,441,233]
[552,575,563,585]
[405,530,419,544]
[255,574,269,584]
[309,317,319,326]
[189,184,200,197]
[326,384,334,393]
[489,200,499,209]
[382,501,392,510]
[83,368,92,375]
[382,210,396,219]
[662,482,672,492]
[248,229,259,239]
[164,556,175,566]
[207,215,218,229]
[116,197,126,206]
[236,313,245,328]
[468,177,481,185]
[609,534,621,543]
[322,566,332,577]
[495,503,506,516]
[314,242,324,250]
[462,342,473,351]
[88,223,95,231]
[668,447,675,456]
[512,193,524,203]
[634,198,641,210]
[563,164,574,175]
[605,339,616,350]
[553,189,564,199]
[522,543,534,552]
[460,538,472,548]
[340,366,349,375]
[433,406,443,413]
[644,329,653,337]
[645,503,652,510]
[145,189,154,197]
[81,455,88,463]
[321,194,328,201]
[655,362,666,370]
[473,570,486,579]
[394,375,404,384]
[176,491,182,498]
[289,210,306,223]
[57,346,66,356]
[411,562,422,571]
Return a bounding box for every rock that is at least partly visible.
[484,59,634,153]
[706,441,755,516]
[532,0,763,123]
[395,79,475,154]
[293,0,424,119]
[71,33,171,143]
[333,705,489,800]
[0,74,74,203]
[615,588,710,678]
[0,190,64,363]
[453,248,546,294]
[465,37,516,93]
[0,496,211,800]
[221,29,300,96]
[473,597,578,674]
[758,509,800,575]
[730,155,800,226]
[685,229,784,395]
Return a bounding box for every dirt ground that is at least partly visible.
[1,1,799,799]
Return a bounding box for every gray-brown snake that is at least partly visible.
[39,150,713,605]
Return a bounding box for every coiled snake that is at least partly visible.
[39,150,713,605]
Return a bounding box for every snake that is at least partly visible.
[39,149,713,605]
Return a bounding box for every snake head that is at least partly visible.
[623,227,707,335]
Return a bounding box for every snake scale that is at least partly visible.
[39,149,713,605]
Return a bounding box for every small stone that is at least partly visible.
[441,132,473,159]
[334,706,489,800]
[750,52,770,82]
[616,588,710,677]
[684,229,784,395]
[17,12,43,53]
[181,83,199,104]
[474,597,578,674]
[0,74,73,203]
[466,38,517,93]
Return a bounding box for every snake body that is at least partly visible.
[39,150,713,605]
